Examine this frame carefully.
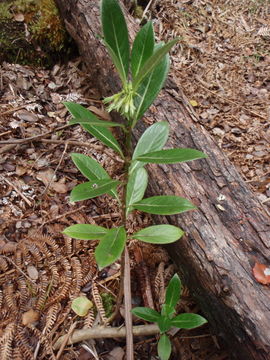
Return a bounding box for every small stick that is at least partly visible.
[37,205,86,229]
[0,104,36,116]
[99,270,121,284]
[41,139,124,163]
[56,322,77,360]
[124,246,134,360]
[2,255,36,285]
[141,0,154,20]
[0,130,12,137]
[40,142,68,197]
[0,124,72,144]
[0,175,32,206]
[53,324,160,350]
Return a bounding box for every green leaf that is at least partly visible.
[70,179,119,202]
[64,102,123,157]
[130,122,169,173]
[158,334,172,360]
[72,153,110,180]
[133,51,169,126]
[165,274,181,310]
[83,124,124,158]
[101,0,129,83]
[71,153,118,199]
[132,225,184,244]
[157,316,172,333]
[137,148,207,163]
[71,296,93,317]
[131,21,154,79]
[171,313,207,329]
[126,167,148,214]
[161,304,175,319]
[63,224,108,240]
[131,307,161,322]
[133,195,196,215]
[69,117,124,128]
[133,38,178,90]
[95,227,126,269]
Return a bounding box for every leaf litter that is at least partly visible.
[1,0,269,358]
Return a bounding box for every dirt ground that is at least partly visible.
[0,0,269,359]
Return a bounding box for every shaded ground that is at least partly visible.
[152,0,270,202]
[0,0,269,359]
[0,60,228,359]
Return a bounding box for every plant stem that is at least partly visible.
[122,125,134,360]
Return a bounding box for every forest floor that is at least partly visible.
[0,0,269,359]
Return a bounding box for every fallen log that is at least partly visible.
[54,1,270,359]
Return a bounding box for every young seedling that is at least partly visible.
[62,0,207,357]
[132,274,207,360]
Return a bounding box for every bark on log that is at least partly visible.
[55,1,270,359]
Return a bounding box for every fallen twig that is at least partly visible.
[0,124,71,144]
[56,322,77,359]
[0,175,32,206]
[37,205,86,231]
[53,324,159,350]
[124,246,134,360]
[40,142,68,197]
[2,255,36,285]
[41,139,124,163]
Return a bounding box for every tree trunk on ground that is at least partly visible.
[55,1,270,359]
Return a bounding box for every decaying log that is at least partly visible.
[54,1,270,359]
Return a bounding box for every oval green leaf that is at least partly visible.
[64,102,123,157]
[131,307,161,322]
[95,227,126,270]
[132,225,184,244]
[158,334,172,360]
[133,50,169,126]
[165,274,181,310]
[70,179,119,202]
[101,0,129,83]
[133,195,196,215]
[130,122,169,174]
[131,21,154,79]
[71,296,93,317]
[171,313,207,329]
[126,167,148,214]
[137,148,207,164]
[71,153,118,199]
[63,224,108,240]
[133,38,178,90]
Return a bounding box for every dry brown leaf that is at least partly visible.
[22,309,40,325]
[14,13,24,22]
[106,347,125,360]
[36,169,55,186]
[27,265,39,280]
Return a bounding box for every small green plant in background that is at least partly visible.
[132,274,207,360]
[62,0,207,357]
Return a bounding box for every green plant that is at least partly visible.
[132,274,207,360]
[62,0,207,356]
[63,0,206,269]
